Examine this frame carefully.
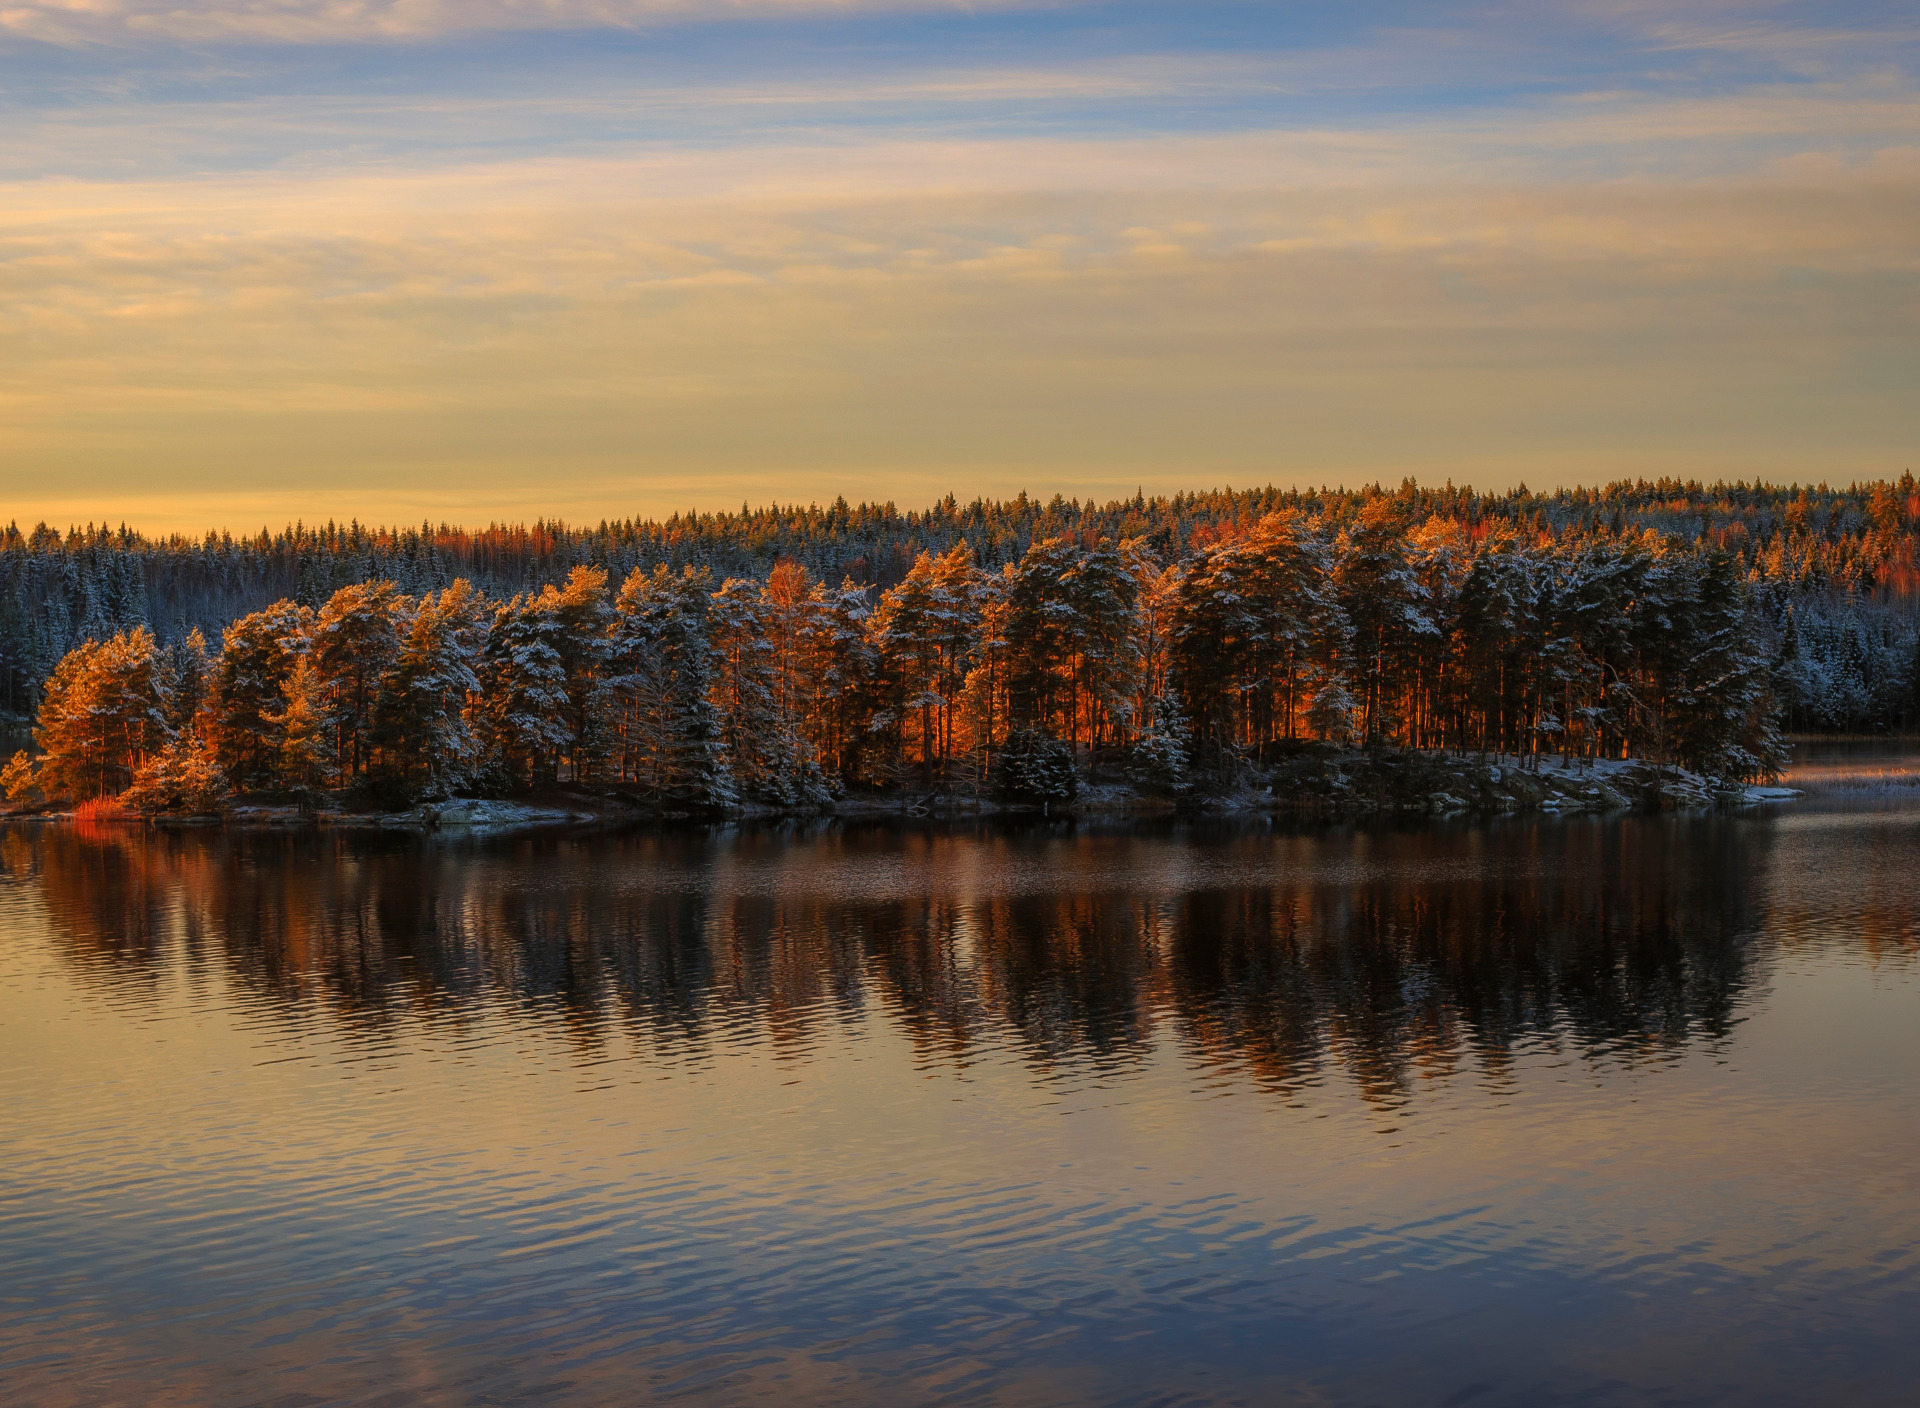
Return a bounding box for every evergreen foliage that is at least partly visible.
[22,475,1920,812]
[370,581,488,801]
[123,734,228,815]
[478,592,572,788]
[209,602,309,791]
[271,656,330,805]
[311,580,407,783]
[605,566,736,809]
[2,751,42,809]
[991,727,1079,806]
[1127,696,1191,794]
[35,628,170,801]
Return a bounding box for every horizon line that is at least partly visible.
[7,471,1917,544]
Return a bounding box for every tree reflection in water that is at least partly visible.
[6,816,1779,1107]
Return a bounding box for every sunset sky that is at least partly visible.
[4,0,1917,533]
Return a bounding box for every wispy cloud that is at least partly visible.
[0,0,1066,46]
[3,0,1915,529]
[5,132,1915,529]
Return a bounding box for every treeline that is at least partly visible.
[4,500,1795,814]
[2,476,1918,735]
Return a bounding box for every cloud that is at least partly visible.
[3,133,1915,530]
[0,0,1058,46]
[2,0,1915,529]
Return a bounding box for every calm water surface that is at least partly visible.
[2,796,1917,1406]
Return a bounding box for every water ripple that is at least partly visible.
[2,811,1918,1405]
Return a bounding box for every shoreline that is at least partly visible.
[2,748,1805,834]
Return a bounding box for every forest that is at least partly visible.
[4,475,1918,815]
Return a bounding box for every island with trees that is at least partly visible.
[5,475,1917,825]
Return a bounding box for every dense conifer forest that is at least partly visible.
[5,476,1919,814]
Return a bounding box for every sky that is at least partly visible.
[3,1,1917,533]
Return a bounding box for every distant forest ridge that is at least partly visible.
[4,475,1920,740]
[10,476,1920,601]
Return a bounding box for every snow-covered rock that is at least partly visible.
[419,800,581,829]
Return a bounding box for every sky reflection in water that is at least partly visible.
[1,809,1916,1406]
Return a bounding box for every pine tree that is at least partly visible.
[763,559,816,738]
[1643,547,1788,779]
[1124,541,1181,750]
[539,565,612,782]
[209,601,311,791]
[871,552,956,787]
[124,733,228,815]
[1455,531,1542,756]
[34,627,171,801]
[801,578,877,787]
[2,751,42,810]
[1058,536,1140,764]
[1002,535,1080,739]
[311,581,410,783]
[991,726,1077,807]
[271,655,330,803]
[957,566,1012,786]
[606,566,735,808]
[709,577,826,805]
[158,628,213,737]
[477,594,572,789]
[1171,510,1347,761]
[1335,497,1435,744]
[370,579,490,801]
[1405,518,1472,748]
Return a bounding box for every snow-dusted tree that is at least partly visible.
[1546,536,1647,759]
[1058,536,1140,761]
[534,565,612,781]
[1172,510,1347,759]
[709,576,827,805]
[957,565,1012,782]
[1002,535,1080,738]
[1127,694,1191,794]
[271,655,330,804]
[800,577,876,786]
[477,593,572,788]
[311,581,410,784]
[1639,547,1787,779]
[2,751,42,810]
[991,726,1077,806]
[370,579,490,800]
[35,627,172,801]
[763,559,817,738]
[158,629,213,738]
[871,545,981,787]
[1405,517,1472,748]
[1124,539,1182,741]
[1336,497,1435,744]
[605,565,735,808]
[124,733,228,815]
[1454,530,1544,755]
[209,601,311,791]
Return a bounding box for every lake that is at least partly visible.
[3,792,1917,1405]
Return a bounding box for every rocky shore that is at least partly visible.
[1235,749,1798,818]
